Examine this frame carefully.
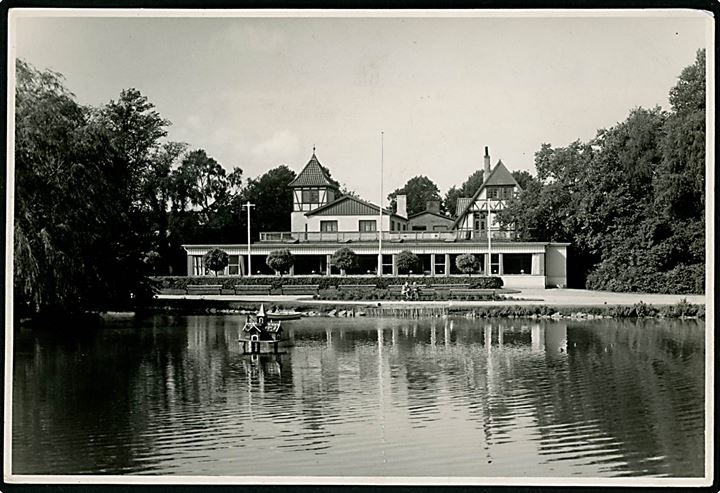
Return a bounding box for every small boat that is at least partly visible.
[239,304,293,354]
[266,310,302,321]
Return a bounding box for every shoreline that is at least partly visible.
[139,293,705,320]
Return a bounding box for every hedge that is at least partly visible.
[153,275,504,291]
[454,300,704,319]
[314,288,503,302]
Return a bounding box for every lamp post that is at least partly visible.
[378,131,384,277]
[243,201,255,276]
[487,197,492,275]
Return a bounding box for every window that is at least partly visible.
[411,225,427,231]
[434,254,446,275]
[490,254,501,275]
[487,187,499,199]
[302,189,320,203]
[503,253,532,274]
[192,256,204,276]
[320,220,338,232]
[228,255,240,275]
[501,187,514,200]
[433,225,448,231]
[359,220,377,232]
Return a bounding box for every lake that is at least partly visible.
[11,314,705,479]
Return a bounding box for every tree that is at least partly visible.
[241,165,297,239]
[388,176,442,216]
[444,169,484,216]
[204,248,229,276]
[171,149,235,221]
[14,60,173,314]
[496,52,705,293]
[511,170,535,190]
[396,250,420,274]
[331,247,357,275]
[455,254,479,275]
[266,249,295,276]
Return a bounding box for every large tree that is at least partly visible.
[497,51,705,293]
[14,62,177,314]
[388,175,442,217]
[240,165,297,239]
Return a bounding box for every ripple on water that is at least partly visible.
[10,316,705,477]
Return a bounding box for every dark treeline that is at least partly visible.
[499,50,705,293]
[14,60,297,315]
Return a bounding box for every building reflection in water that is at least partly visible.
[11,314,705,477]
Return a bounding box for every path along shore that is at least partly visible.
[156,288,705,307]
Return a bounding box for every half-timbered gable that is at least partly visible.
[452,160,521,239]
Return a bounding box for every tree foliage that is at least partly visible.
[266,249,295,276]
[240,165,297,239]
[331,247,358,274]
[498,50,705,293]
[203,248,229,276]
[444,169,484,216]
[14,60,182,314]
[455,254,479,275]
[396,250,420,274]
[388,175,442,216]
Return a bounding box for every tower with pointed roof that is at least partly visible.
[289,150,340,232]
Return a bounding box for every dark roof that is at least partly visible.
[408,210,454,222]
[306,195,401,217]
[288,153,338,188]
[451,160,520,229]
[483,160,519,187]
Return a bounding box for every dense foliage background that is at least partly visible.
[14,60,296,315]
[498,50,706,293]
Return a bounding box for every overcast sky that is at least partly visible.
[11,10,711,203]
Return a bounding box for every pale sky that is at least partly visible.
[11,10,711,203]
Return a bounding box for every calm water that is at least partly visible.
[12,315,705,478]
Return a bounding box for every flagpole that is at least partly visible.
[243,201,255,276]
[378,131,384,277]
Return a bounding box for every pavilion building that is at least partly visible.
[183,147,568,288]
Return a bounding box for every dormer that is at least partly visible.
[288,151,339,212]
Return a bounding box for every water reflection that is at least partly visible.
[12,315,704,478]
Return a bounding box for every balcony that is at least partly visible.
[259,230,517,243]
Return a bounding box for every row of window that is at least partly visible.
[192,255,242,276]
[486,186,515,200]
[320,220,411,232]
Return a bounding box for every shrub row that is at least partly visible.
[153,275,503,291]
[455,300,704,319]
[586,263,704,294]
[314,288,501,301]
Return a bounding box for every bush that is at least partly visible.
[396,250,420,274]
[586,262,704,294]
[153,275,503,291]
[456,253,479,275]
[266,249,295,276]
[331,247,358,275]
[203,248,229,277]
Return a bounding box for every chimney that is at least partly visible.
[426,200,440,214]
[396,195,408,218]
[484,146,491,182]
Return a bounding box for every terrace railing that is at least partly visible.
[259,229,516,243]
